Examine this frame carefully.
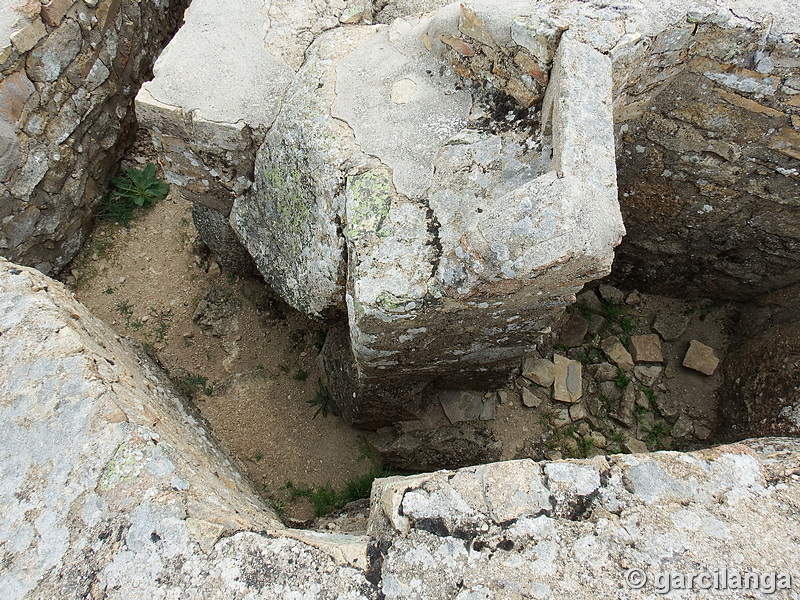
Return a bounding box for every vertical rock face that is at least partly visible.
[611,10,800,299]
[0,0,189,274]
[720,283,800,438]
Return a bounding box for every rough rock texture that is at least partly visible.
[3,257,800,598]
[135,0,373,279]
[0,257,375,598]
[721,283,800,438]
[247,2,623,422]
[369,438,800,599]
[135,0,800,428]
[0,0,188,274]
[611,5,800,300]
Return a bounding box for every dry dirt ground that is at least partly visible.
[66,183,375,523]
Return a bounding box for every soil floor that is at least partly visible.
[67,184,373,525]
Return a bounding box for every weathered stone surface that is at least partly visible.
[4,256,800,598]
[135,0,300,273]
[598,283,625,304]
[1,0,189,273]
[720,284,800,438]
[521,386,546,408]
[601,335,634,370]
[553,353,582,403]
[683,339,720,375]
[191,203,257,275]
[439,390,495,424]
[522,357,555,387]
[622,438,649,453]
[591,361,619,382]
[559,311,589,346]
[367,423,502,472]
[612,9,800,300]
[370,439,800,599]
[630,333,664,363]
[652,310,691,341]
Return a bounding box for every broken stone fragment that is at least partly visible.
[670,414,694,439]
[623,438,649,454]
[625,290,642,306]
[598,284,625,304]
[683,340,720,375]
[587,313,606,335]
[694,423,713,440]
[652,310,690,341]
[597,380,621,402]
[439,390,495,424]
[569,403,587,421]
[553,354,582,403]
[559,312,589,347]
[630,334,663,363]
[590,361,618,382]
[633,364,662,386]
[522,357,555,387]
[521,386,546,408]
[611,385,636,427]
[576,288,603,313]
[601,336,634,370]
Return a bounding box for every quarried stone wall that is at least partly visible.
[0,0,188,274]
[612,8,800,299]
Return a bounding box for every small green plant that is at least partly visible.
[575,437,595,459]
[307,382,338,418]
[149,308,173,343]
[181,373,214,396]
[643,421,672,451]
[614,368,631,389]
[282,481,340,518]
[98,191,135,226]
[293,369,309,382]
[600,299,625,321]
[633,403,649,417]
[111,162,169,208]
[641,386,657,405]
[98,163,169,226]
[619,316,635,335]
[115,299,133,318]
[250,453,264,463]
[576,348,603,364]
[129,319,144,331]
[103,287,115,295]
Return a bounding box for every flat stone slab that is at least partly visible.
[683,339,720,375]
[630,333,664,363]
[522,357,556,387]
[439,390,496,423]
[601,335,634,371]
[553,353,582,403]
